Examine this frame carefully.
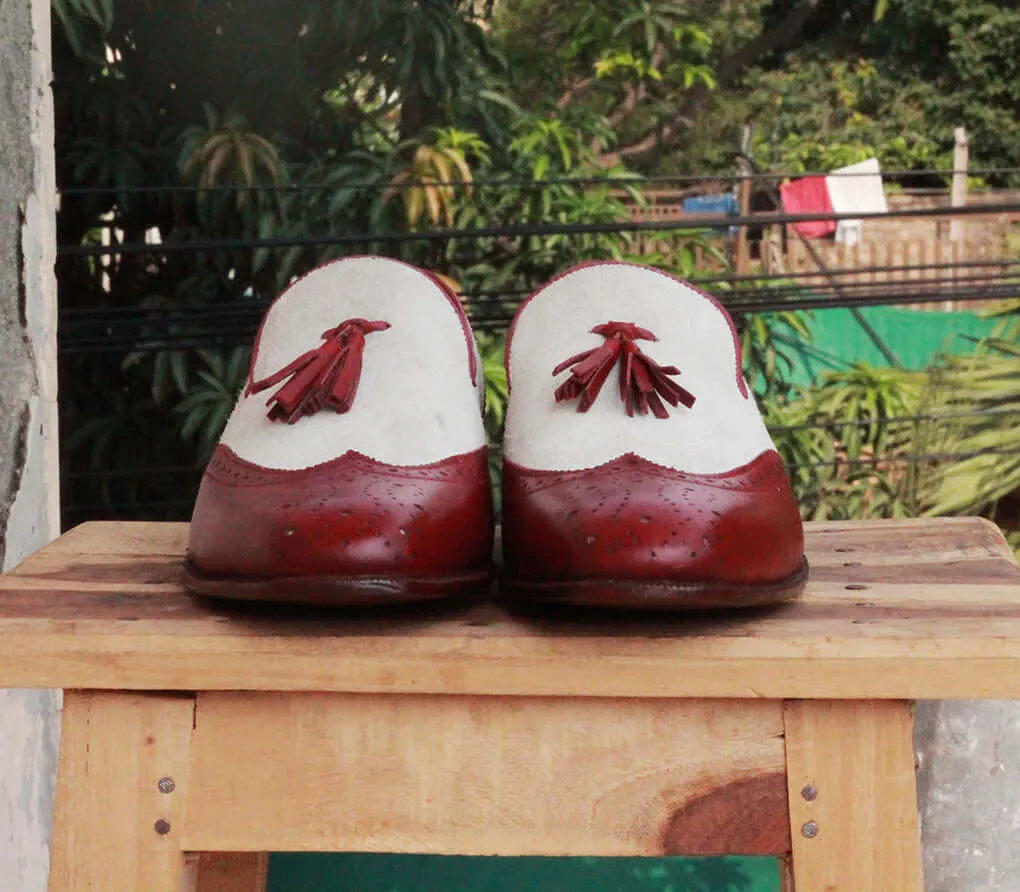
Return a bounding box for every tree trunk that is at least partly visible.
[398,86,439,143]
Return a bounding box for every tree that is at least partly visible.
[53,0,515,519]
[493,0,1020,181]
[494,0,846,169]
[53,0,653,520]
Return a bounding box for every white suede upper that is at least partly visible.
[503,263,776,474]
[220,257,486,469]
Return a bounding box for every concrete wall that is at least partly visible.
[916,702,1020,891]
[0,0,62,888]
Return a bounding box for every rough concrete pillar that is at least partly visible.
[0,0,62,888]
[916,701,1020,891]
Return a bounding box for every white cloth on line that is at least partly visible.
[825,158,887,246]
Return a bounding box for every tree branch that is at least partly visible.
[604,42,666,129]
[597,0,827,167]
[556,76,596,110]
[591,43,667,155]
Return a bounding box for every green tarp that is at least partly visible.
[785,304,998,384]
[269,854,781,892]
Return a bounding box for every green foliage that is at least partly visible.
[476,331,509,442]
[769,364,929,521]
[747,58,950,175]
[494,0,720,166]
[744,2,1020,182]
[385,138,478,228]
[736,306,812,402]
[55,0,1020,540]
[764,310,1020,536]
[173,349,251,461]
[923,308,1020,519]
[178,106,283,192]
[445,112,642,301]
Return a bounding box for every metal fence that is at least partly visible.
[56,169,1020,528]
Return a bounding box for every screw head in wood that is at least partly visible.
[800,784,817,801]
[158,777,175,794]
[801,820,819,839]
[154,819,171,836]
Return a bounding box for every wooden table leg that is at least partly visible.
[783,700,923,892]
[48,691,195,892]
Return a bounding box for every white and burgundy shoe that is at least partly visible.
[501,261,807,609]
[184,256,494,605]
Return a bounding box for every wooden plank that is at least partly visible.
[6,580,1020,620]
[194,853,269,892]
[49,691,194,892]
[0,519,1016,698]
[4,623,1020,698]
[8,516,1014,584]
[26,520,190,558]
[184,693,787,855]
[784,700,923,892]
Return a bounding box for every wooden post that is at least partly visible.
[736,173,752,274]
[49,692,196,892]
[785,700,924,892]
[735,123,752,274]
[949,127,969,242]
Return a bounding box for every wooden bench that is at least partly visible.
[1,517,1018,892]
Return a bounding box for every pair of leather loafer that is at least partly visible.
[184,257,807,610]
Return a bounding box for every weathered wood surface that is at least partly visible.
[184,693,787,856]
[1,518,1017,698]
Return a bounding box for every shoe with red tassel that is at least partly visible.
[184,256,494,605]
[501,261,807,610]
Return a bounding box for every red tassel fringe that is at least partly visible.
[553,321,695,418]
[249,318,390,423]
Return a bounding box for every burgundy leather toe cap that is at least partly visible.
[187,445,494,581]
[502,450,804,586]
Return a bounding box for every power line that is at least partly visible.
[58,410,1020,480]
[54,258,1019,330]
[771,408,1020,434]
[788,447,1020,470]
[55,200,1020,258]
[57,279,1020,352]
[59,446,1020,504]
[55,269,1020,331]
[56,166,1020,195]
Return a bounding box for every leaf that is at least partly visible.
[423,181,443,225]
[406,185,425,227]
[169,351,189,395]
[53,0,88,56]
[533,153,550,182]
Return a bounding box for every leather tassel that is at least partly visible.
[249,318,390,423]
[553,321,695,418]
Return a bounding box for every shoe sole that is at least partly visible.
[501,557,809,611]
[182,560,491,606]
